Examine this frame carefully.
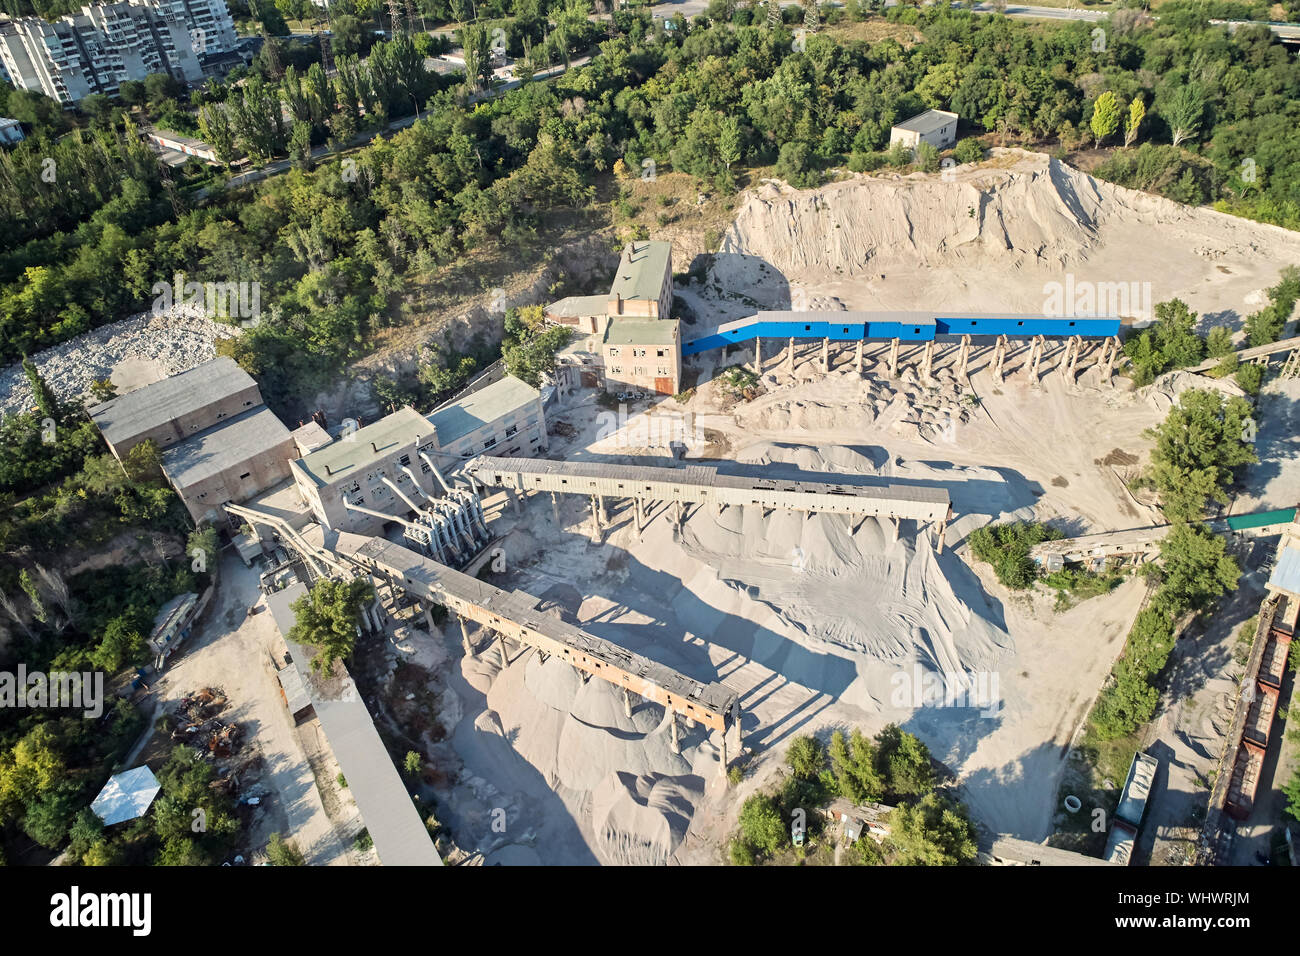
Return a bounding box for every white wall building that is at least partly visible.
[889,109,959,152]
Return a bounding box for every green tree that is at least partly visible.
[404,750,423,776]
[874,723,934,798]
[1164,83,1203,148]
[884,793,976,865]
[267,832,306,865]
[829,729,884,803]
[1205,325,1234,358]
[1148,390,1257,522]
[1089,91,1121,148]
[784,735,825,780]
[1123,95,1145,148]
[287,577,372,674]
[22,356,58,420]
[1151,524,1240,618]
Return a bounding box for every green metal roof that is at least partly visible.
[1227,507,1297,531]
[609,240,672,303]
[426,375,540,447]
[295,407,429,487]
[603,317,679,347]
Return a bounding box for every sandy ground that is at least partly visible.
[150,553,358,865]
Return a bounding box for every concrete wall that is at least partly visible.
[603,329,681,396]
[174,434,297,525]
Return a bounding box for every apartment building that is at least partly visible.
[0,0,235,104]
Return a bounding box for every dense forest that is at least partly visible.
[2,2,1299,418]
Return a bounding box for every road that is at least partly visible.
[151,552,354,865]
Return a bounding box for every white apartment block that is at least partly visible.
[0,0,236,104]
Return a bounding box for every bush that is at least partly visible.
[737,794,788,858]
[967,522,1063,589]
[915,141,940,173]
[1235,361,1264,395]
[952,137,985,165]
[848,150,886,173]
[775,141,820,188]
[785,735,826,780]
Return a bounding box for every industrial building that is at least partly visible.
[0,0,237,104]
[90,356,263,460]
[889,109,960,152]
[548,240,681,396]
[289,375,547,535]
[88,356,294,525]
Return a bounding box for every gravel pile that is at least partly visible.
[0,306,241,417]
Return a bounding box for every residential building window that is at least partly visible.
[610,366,623,373]
[609,347,620,357]
[656,349,667,357]
[484,437,498,449]
[505,425,518,437]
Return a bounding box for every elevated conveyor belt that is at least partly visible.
[332,532,739,734]
[464,456,952,524]
[681,310,1122,356]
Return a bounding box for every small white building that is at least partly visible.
[889,109,959,152]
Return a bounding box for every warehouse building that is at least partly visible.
[88,356,294,525]
[603,317,681,396]
[547,239,680,396]
[89,356,262,461]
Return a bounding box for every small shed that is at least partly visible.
[889,109,959,152]
[91,766,162,825]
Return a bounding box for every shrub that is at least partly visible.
[967,522,1063,589]
[953,137,985,165]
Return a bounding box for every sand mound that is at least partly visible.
[721,150,1106,278]
[1141,369,1246,413]
[591,772,702,866]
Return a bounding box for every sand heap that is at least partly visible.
[478,641,714,865]
[722,151,1108,277]
[667,442,1030,710]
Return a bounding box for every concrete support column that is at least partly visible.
[715,499,724,518]
[459,615,473,657]
[507,487,521,515]
[720,729,727,775]
[890,517,899,543]
[1064,335,1081,383]
[786,337,795,374]
[1099,336,1119,383]
[958,335,971,380]
[754,337,762,375]
[423,602,435,633]
[822,337,829,373]
[623,685,633,719]
[499,636,509,669]
[935,519,947,554]
[1028,335,1045,384]
[634,497,645,537]
[598,495,608,525]
[856,338,864,374]
[669,711,679,754]
[589,494,603,542]
[551,491,560,525]
[992,335,1007,383]
[921,339,935,381]
[674,499,682,526]
[888,337,899,377]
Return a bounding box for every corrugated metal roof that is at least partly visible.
[90,357,256,449]
[91,766,162,826]
[161,407,293,487]
[892,109,958,136]
[1269,541,1300,596]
